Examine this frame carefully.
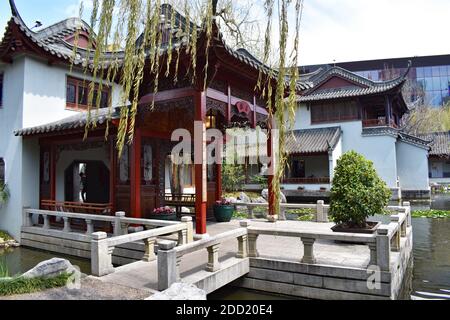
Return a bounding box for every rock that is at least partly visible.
[252,197,267,204]
[147,283,207,300]
[225,197,237,204]
[261,189,287,203]
[261,189,269,201]
[128,226,144,233]
[239,192,251,204]
[21,258,78,279]
[181,207,191,214]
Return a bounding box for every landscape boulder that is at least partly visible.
[147,282,207,300]
[239,192,251,204]
[21,258,79,279]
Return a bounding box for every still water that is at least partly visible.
[1,195,449,300]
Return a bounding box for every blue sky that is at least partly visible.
[2,0,450,65]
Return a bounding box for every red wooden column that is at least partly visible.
[194,91,208,235]
[267,115,276,216]
[130,128,142,218]
[50,144,56,201]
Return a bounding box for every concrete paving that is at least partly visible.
[96,219,373,292]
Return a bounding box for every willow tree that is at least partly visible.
[75,0,305,216]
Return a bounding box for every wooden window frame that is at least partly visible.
[66,76,111,111]
[311,101,360,124]
[0,157,5,185]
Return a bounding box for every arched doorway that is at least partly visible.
[64,160,110,204]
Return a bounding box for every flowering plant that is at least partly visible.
[215,198,232,206]
[153,206,175,215]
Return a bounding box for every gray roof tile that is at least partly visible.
[286,127,342,154]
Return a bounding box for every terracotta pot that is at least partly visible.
[331,221,381,234]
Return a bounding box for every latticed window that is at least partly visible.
[0,158,5,185]
[311,101,360,124]
[66,76,110,110]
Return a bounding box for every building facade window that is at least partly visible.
[0,73,3,107]
[311,101,359,124]
[0,158,5,185]
[66,76,110,110]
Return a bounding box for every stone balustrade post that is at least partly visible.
[143,237,157,262]
[316,200,328,222]
[157,240,178,291]
[85,219,94,235]
[63,217,71,233]
[376,227,391,272]
[206,244,221,272]
[301,237,317,264]
[181,216,194,243]
[403,201,412,228]
[91,232,115,277]
[113,211,126,236]
[22,207,32,227]
[43,214,50,230]
[401,221,407,238]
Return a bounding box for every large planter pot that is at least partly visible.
[331,221,381,234]
[214,205,235,223]
[149,213,177,221]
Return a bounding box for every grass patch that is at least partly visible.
[285,208,316,222]
[0,273,71,297]
[0,231,13,241]
[412,210,450,219]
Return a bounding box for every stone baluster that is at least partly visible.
[85,219,94,235]
[248,232,259,258]
[42,214,50,229]
[376,227,391,272]
[301,237,316,264]
[176,254,183,282]
[91,232,115,277]
[237,220,249,259]
[206,244,221,272]
[368,242,377,266]
[63,217,71,233]
[22,207,32,227]
[181,216,194,243]
[143,237,157,262]
[178,229,188,246]
[113,211,126,236]
[247,206,254,219]
[157,240,178,291]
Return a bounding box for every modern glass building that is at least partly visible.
[300,54,450,107]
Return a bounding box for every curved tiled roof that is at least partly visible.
[298,65,409,102]
[286,127,342,154]
[419,131,450,157]
[14,108,118,137]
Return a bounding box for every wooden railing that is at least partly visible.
[40,200,112,215]
[363,118,398,129]
[157,228,248,291]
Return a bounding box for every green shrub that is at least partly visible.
[330,151,391,228]
[222,164,245,192]
[0,183,10,205]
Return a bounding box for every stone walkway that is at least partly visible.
[97,219,375,292]
[1,276,152,300]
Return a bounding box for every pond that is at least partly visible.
[1,194,449,300]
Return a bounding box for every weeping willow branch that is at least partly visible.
[73,0,304,218]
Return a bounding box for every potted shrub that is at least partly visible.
[150,206,176,221]
[0,183,10,210]
[214,199,235,223]
[330,151,391,234]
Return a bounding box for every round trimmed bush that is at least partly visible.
[330,151,391,228]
